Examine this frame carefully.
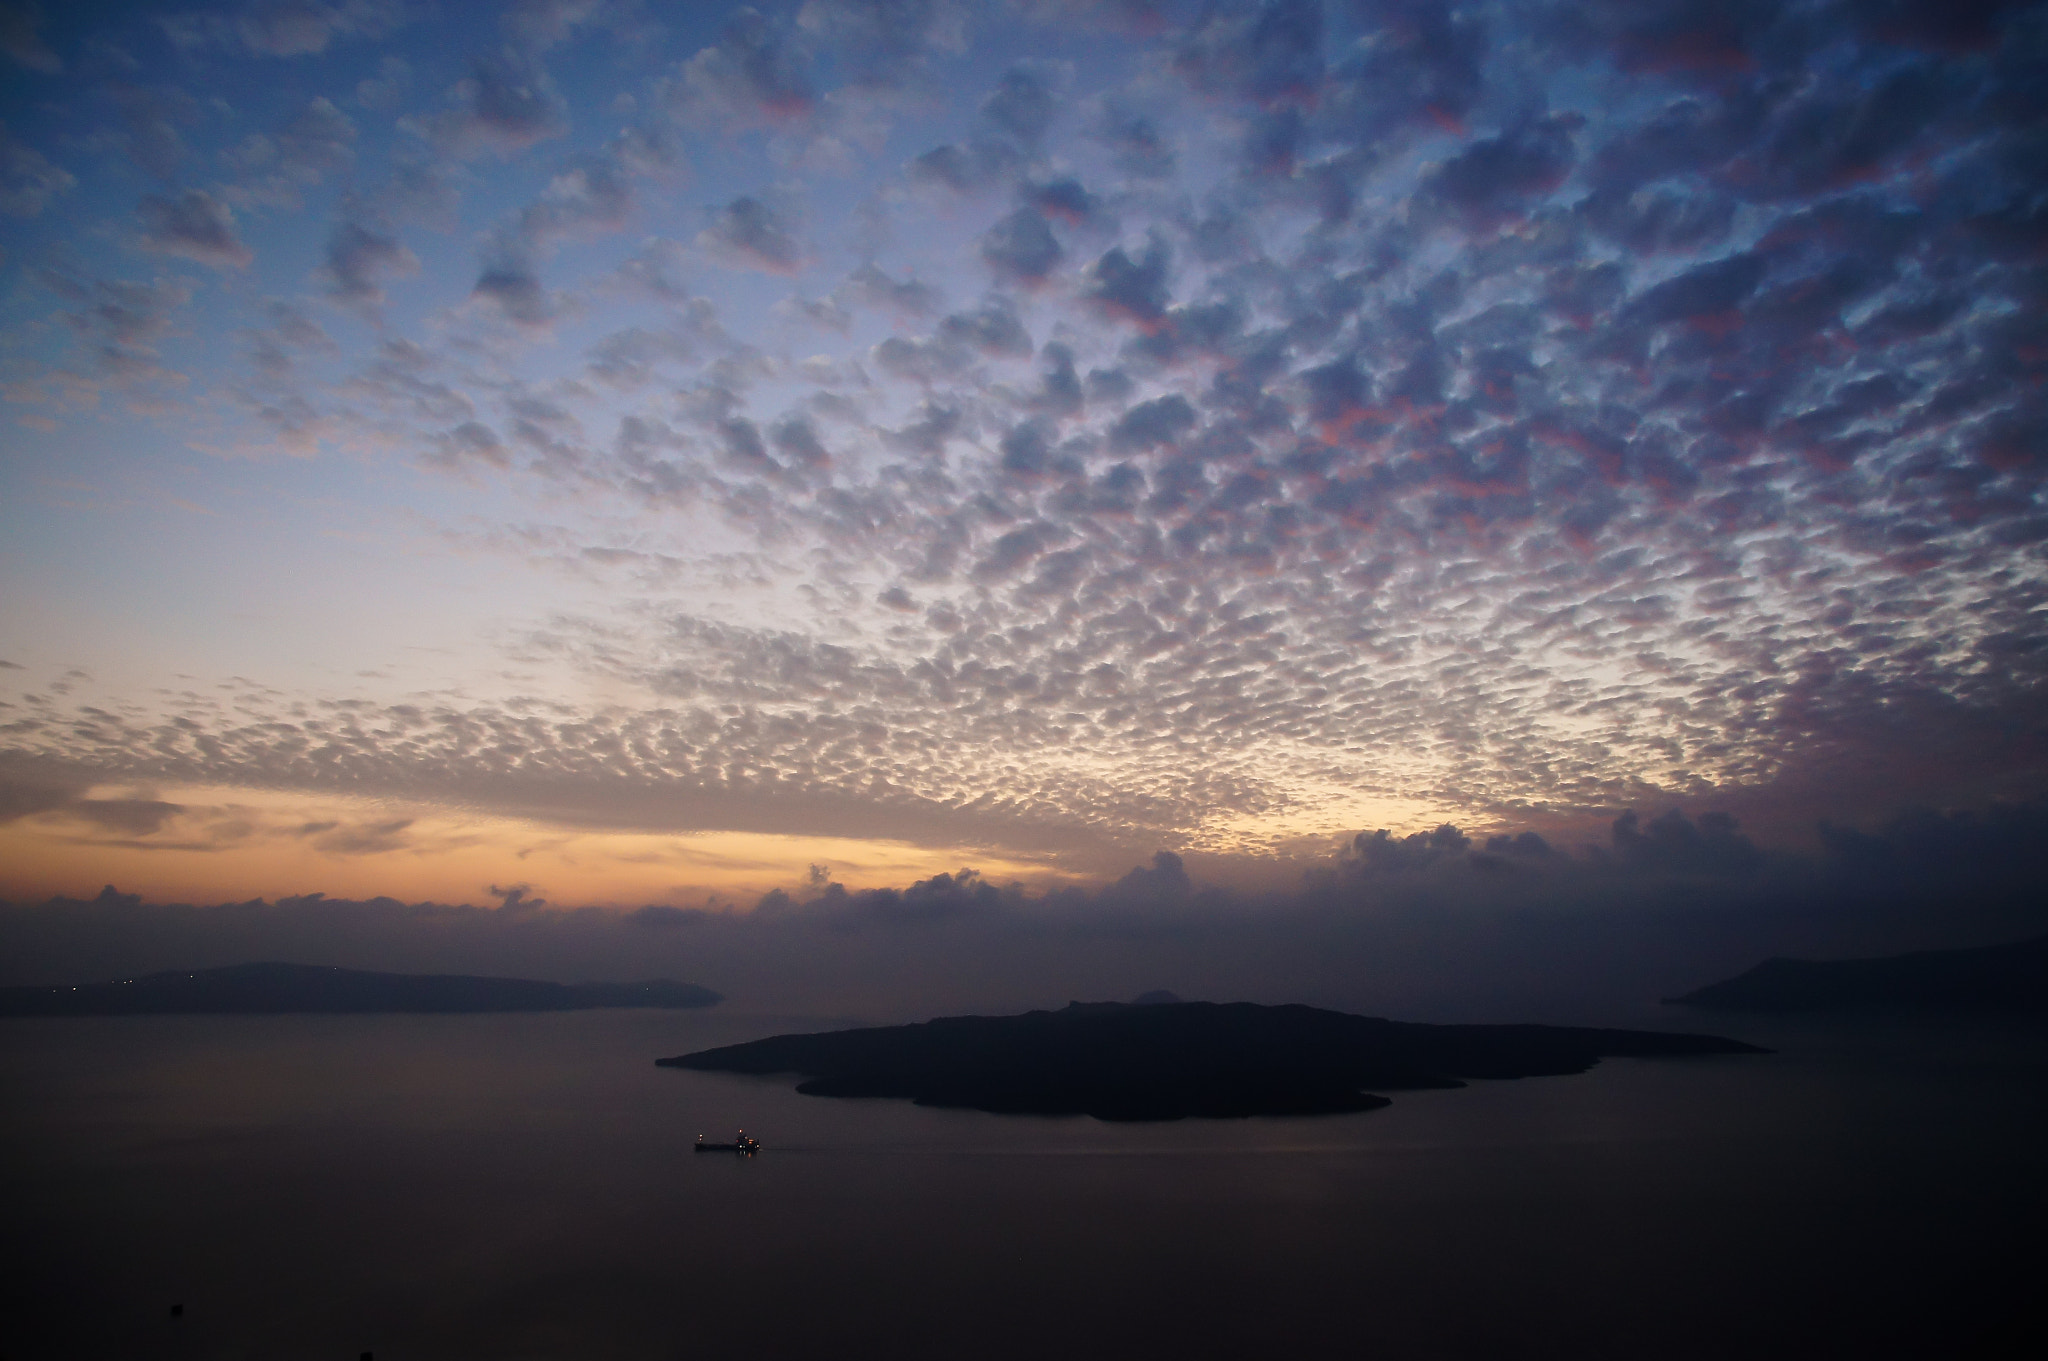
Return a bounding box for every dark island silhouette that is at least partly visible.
[0,962,722,1017]
[657,999,1764,1121]
[1668,934,2048,1013]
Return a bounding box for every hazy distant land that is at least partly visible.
[1670,934,2048,1013]
[659,1000,1764,1121]
[0,962,722,1016]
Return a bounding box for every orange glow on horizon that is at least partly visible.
[0,783,1074,908]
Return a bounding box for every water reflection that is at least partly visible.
[2,1008,2044,1358]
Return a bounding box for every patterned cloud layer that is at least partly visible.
[3,0,2045,900]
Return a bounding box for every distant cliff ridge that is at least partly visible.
[1669,935,2048,1013]
[659,1000,1764,1122]
[0,962,722,1016]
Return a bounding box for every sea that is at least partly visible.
[3,1006,2044,1359]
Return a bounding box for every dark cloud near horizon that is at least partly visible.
[7,803,2046,1025]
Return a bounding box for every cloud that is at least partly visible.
[1608,809,1763,875]
[1027,341,1082,416]
[0,763,88,822]
[1107,394,1196,451]
[1417,113,1581,230]
[8,0,2048,942]
[279,94,358,169]
[870,296,1032,381]
[697,195,804,274]
[465,131,668,326]
[997,417,1058,478]
[107,84,197,181]
[586,326,706,390]
[307,816,414,854]
[244,300,336,377]
[937,294,1031,356]
[881,398,960,456]
[978,61,1063,147]
[356,53,410,108]
[494,132,668,265]
[0,124,74,216]
[0,0,61,72]
[240,1,364,57]
[339,337,476,423]
[428,420,510,469]
[360,159,461,227]
[471,258,558,328]
[37,271,187,345]
[795,0,968,89]
[1622,250,1767,326]
[1174,0,1326,108]
[1093,101,1174,180]
[969,520,1057,581]
[320,219,420,307]
[30,264,194,387]
[1325,0,1486,139]
[155,0,421,58]
[222,96,358,208]
[670,5,814,128]
[1104,849,1191,902]
[409,52,569,157]
[1857,0,2034,53]
[1576,183,1735,252]
[840,262,941,317]
[1027,176,1106,228]
[501,0,630,51]
[1819,801,2048,890]
[980,208,1062,283]
[772,414,831,467]
[607,236,700,306]
[906,141,979,192]
[761,866,1009,924]
[9,803,2048,1022]
[68,797,186,837]
[136,189,254,269]
[1084,232,1171,327]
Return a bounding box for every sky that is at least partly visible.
[2,0,2046,961]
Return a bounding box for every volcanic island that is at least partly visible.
[658,999,1765,1122]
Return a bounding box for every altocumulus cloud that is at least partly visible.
[0,0,2044,911]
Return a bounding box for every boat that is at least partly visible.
[695,1129,761,1154]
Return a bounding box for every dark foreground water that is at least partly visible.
[3,1007,2044,1360]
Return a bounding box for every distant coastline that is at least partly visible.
[660,999,1764,1122]
[1668,934,2048,1014]
[0,962,722,1016]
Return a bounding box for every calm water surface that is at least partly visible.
[4,1007,2044,1359]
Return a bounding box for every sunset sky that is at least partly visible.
[3,0,2045,914]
